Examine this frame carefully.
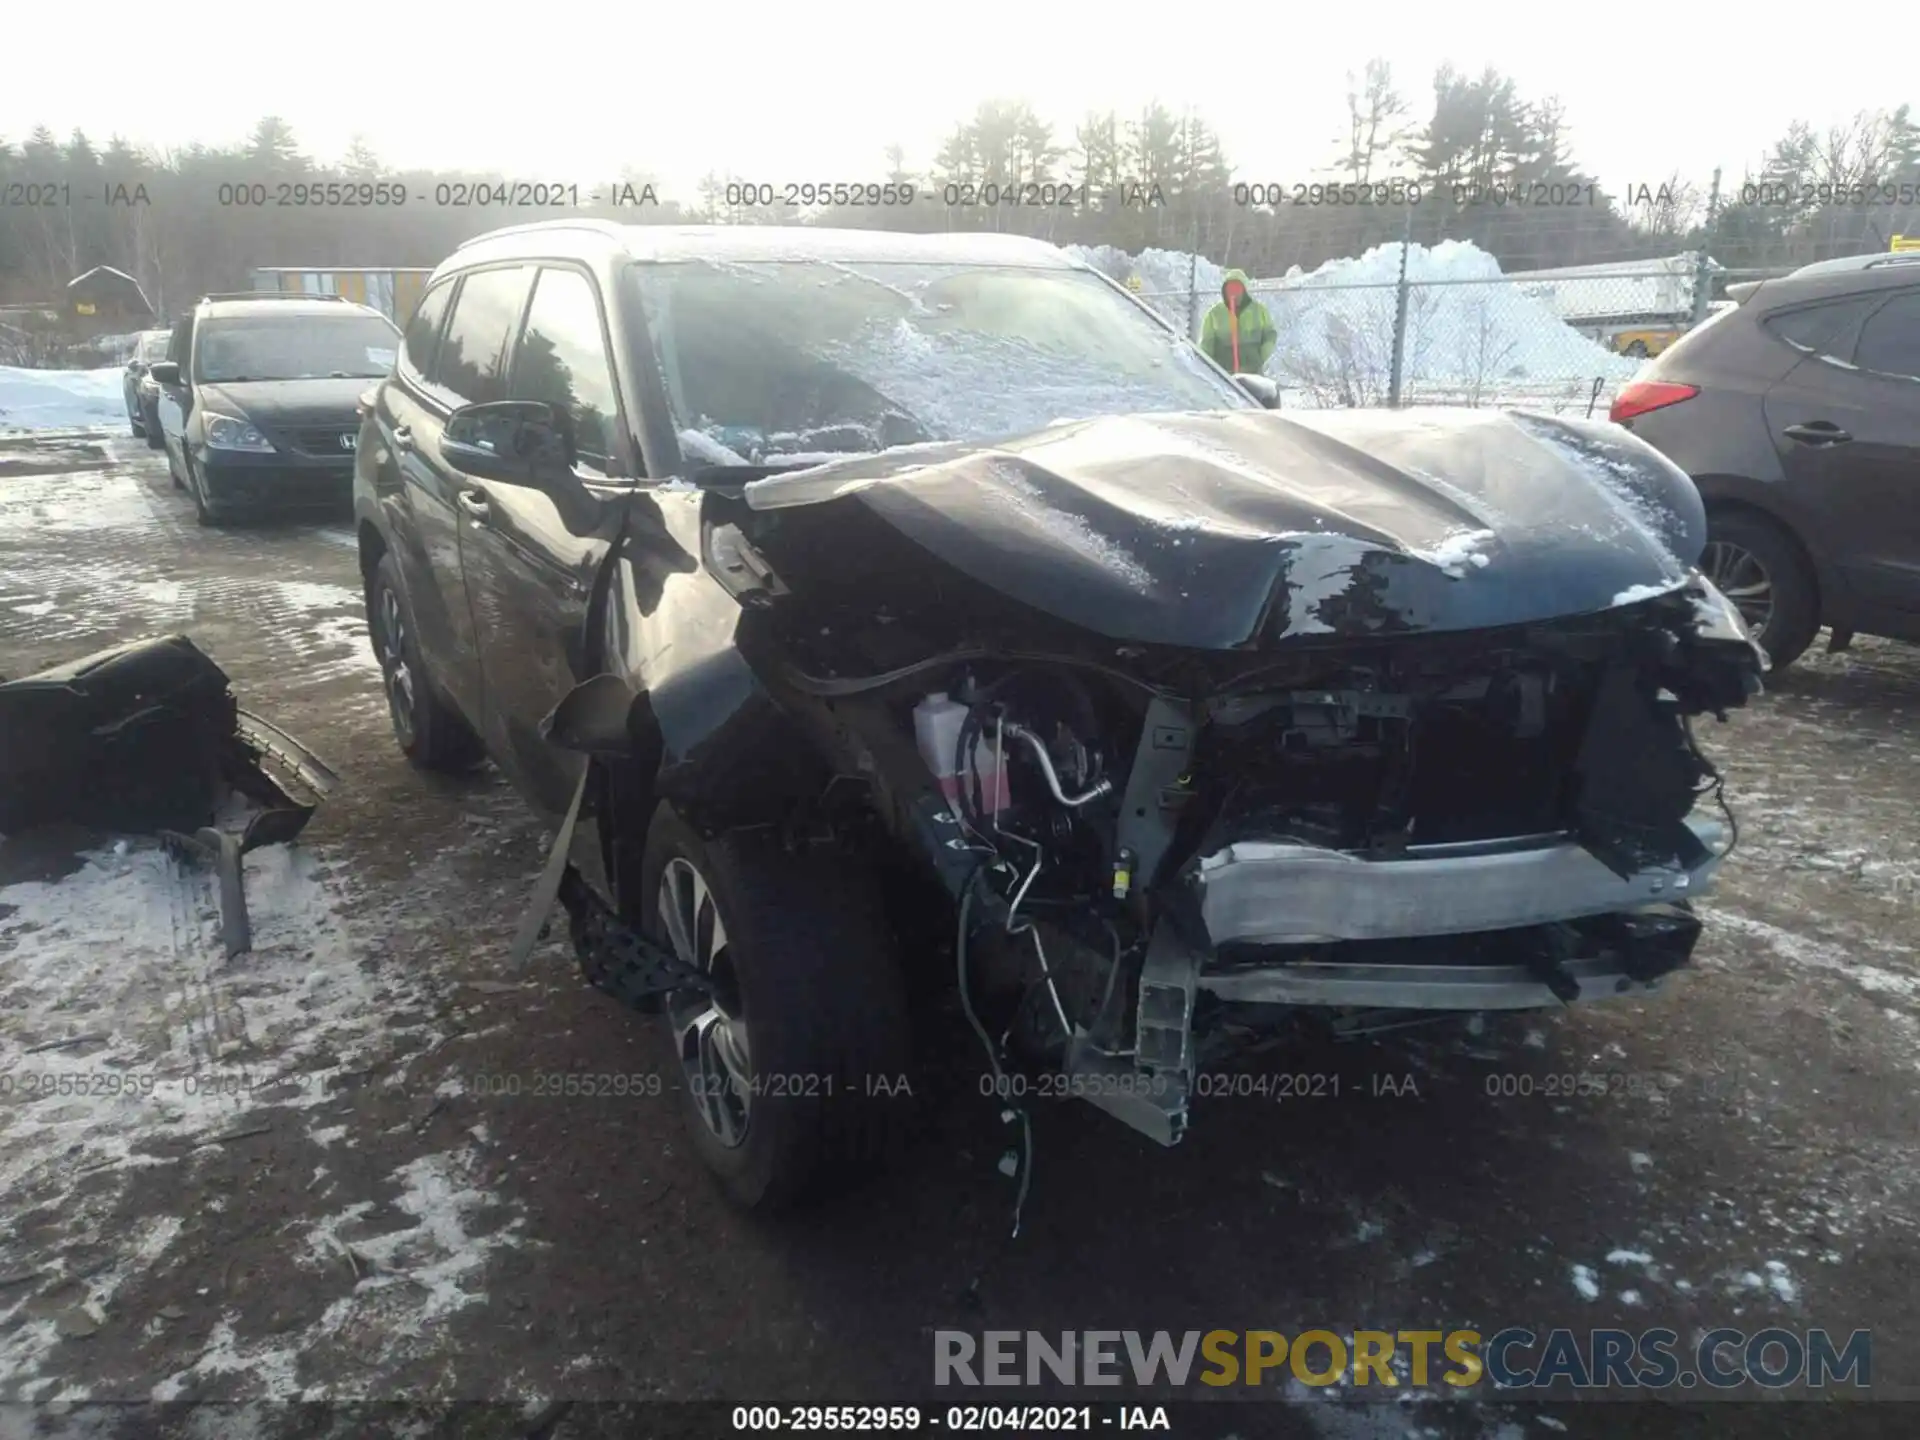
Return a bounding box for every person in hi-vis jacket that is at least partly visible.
[1198,268,1276,375]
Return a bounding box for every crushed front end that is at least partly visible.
[674,408,1769,1146]
[743,544,1762,1147]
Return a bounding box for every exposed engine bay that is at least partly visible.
[715,491,1763,1149]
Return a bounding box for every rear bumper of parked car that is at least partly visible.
[195,450,355,513]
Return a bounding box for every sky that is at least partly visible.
[3,0,1911,207]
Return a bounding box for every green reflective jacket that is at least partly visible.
[1199,268,1276,374]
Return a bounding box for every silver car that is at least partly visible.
[123,329,172,447]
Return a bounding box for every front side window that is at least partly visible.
[194,313,400,383]
[1852,291,1920,382]
[631,260,1249,468]
[507,267,621,474]
[437,267,535,409]
[136,331,170,362]
[400,280,454,390]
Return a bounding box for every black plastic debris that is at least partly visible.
[0,634,339,956]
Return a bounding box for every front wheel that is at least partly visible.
[185,456,227,527]
[639,804,913,1211]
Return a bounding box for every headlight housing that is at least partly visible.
[203,412,275,453]
[1689,570,1770,671]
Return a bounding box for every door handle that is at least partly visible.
[1782,422,1851,446]
[392,424,414,452]
[456,491,491,523]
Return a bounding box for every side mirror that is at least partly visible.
[443,400,576,488]
[1233,373,1281,409]
[148,361,181,386]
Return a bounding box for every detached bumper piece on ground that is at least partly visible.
[0,634,339,956]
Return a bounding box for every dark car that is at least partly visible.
[151,294,400,525]
[122,329,171,444]
[355,220,1764,1210]
[1610,253,1920,668]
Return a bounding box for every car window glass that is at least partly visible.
[1763,296,1876,358]
[634,260,1246,468]
[194,314,398,383]
[438,267,534,408]
[400,281,454,389]
[508,268,622,476]
[1852,292,1920,381]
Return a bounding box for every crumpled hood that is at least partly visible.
[1220,267,1253,302]
[742,407,1708,650]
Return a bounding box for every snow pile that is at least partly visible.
[0,364,126,431]
[1067,241,1640,408]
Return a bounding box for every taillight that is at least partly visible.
[1610,380,1699,424]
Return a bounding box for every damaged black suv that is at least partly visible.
[355,220,1767,1211]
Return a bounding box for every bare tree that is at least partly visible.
[1340,59,1410,184]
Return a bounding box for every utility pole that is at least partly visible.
[1388,203,1414,406]
[1691,167,1722,326]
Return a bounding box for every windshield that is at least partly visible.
[196,314,400,383]
[632,260,1249,467]
[136,332,171,361]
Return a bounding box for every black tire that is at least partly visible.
[369,551,486,773]
[1703,509,1819,671]
[639,803,913,1211]
[182,454,230,527]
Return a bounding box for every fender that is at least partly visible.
[531,488,829,927]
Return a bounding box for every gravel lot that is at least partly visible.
[2,430,1917,1438]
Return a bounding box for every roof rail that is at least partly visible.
[199,291,353,303]
[453,217,632,251]
[1788,252,1920,278]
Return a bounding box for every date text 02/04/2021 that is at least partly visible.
[729,1405,1171,1432]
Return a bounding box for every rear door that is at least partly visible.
[1761,287,1920,620]
[457,263,632,818]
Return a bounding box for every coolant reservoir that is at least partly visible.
[913,692,969,806]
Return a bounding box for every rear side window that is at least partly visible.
[399,280,453,389]
[1853,292,1920,381]
[508,267,622,475]
[437,266,535,408]
[1763,296,1877,358]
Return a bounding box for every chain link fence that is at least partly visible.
[1118,248,1778,417]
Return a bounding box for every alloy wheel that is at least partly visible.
[660,857,752,1149]
[377,584,418,748]
[1702,539,1774,639]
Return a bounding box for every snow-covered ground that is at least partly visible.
[0,366,127,433]
[1069,240,1642,412]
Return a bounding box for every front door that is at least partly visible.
[456,264,632,819]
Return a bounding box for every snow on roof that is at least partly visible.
[1505,254,1721,281]
[66,265,154,312]
[67,264,142,289]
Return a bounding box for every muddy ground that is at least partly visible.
[1,431,1916,1439]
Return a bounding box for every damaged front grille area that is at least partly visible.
[1199,904,1705,1011]
[1187,607,1721,862]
